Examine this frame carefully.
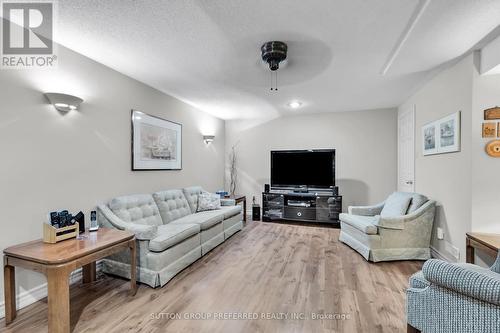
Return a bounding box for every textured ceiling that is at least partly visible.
[51,0,500,119]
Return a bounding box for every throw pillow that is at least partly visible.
[380,192,412,218]
[197,192,221,212]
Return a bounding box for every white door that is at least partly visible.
[398,105,415,192]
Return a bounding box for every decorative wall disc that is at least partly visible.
[485,140,500,157]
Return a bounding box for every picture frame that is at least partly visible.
[422,111,461,156]
[437,111,460,154]
[422,121,438,155]
[131,110,182,170]
[482,122,497,138]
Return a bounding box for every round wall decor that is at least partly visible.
[485,140,500,157]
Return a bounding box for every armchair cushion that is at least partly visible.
[491,252,500,274]
[339,213,378,235]
[149,223,200,252]
[348,202,385,216]
[108,194,163,226]
[152,189,191,224]
[380,192,412,218]
[407,193,428,213]
[422,259,500,306]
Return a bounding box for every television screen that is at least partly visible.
[271,150,335,188]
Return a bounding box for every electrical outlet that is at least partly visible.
[437,228,444,240]
[445,241,460,260]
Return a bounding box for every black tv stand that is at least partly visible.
[262,190,342,227]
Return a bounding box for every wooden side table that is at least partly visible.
[466,232,500,264]
[3,228,136,333]
[225,195,247,222]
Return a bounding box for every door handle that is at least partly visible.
[405,181,414,185]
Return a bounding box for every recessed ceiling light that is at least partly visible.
[288,101,302,109]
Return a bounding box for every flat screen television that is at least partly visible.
[271,149,335,189]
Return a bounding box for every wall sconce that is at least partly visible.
[203,135,215,144]
[45,93,83,112]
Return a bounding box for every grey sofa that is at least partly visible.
[407,253,500,333]
[339,192,436,262]
[97,186,243,288]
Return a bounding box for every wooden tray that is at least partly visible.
[43,223,79,244]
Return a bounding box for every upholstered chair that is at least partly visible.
[406,252,500,332]
[339,192,436,262]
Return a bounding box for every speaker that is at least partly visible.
[264,184,270,192]
[252,204,261,221]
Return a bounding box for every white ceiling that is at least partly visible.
[52,0,500,119]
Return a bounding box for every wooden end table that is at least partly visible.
[466,232,500,264]
[3,228,136,333]
[225,195,247,222]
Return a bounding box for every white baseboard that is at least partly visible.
[430,246,454,262]
[0,261,102,319]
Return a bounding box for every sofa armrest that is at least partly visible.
[220,198,236,206]
[348,201,385,216]
[97,205,158,240]
[422,259,500,306]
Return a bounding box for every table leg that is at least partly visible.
[243,199,247,222]
[47,266,71,333]
[4,259,16,324]
[130,240,137,295]
[82,262,96,283]
[466,238,474,264]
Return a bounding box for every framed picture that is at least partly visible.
[131,110,182,170]
[422,121,438,155]
[422,111,461,156]
[482,122,497,138]
[437,111,460,153]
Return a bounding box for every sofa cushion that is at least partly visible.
[220,205,241,219]
[380,192,412,218]
[153,189,191,224]
[183,186,203,213]
[197,192,221,212]
[339,213,378,235]
[406,193,428,213]
[171,210,224,230]
[109,194,163,226]
[149,223,200,252]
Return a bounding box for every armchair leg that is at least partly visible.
[407,324,421,333]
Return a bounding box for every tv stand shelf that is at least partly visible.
[262,191,341,227]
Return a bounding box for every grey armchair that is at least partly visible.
[407,253,500,332]
[339,192,436,262]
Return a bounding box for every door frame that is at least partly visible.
[397,104,416,192]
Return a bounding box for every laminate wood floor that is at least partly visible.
[0,221,422,333]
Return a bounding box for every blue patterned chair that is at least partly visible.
[406,253,500,332]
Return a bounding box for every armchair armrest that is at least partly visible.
[220,198,236,206]
[375,200,436,230]
[348,201,385,216]
[491,252,500,274]
[423,259,500,306]
[97,205,158,240]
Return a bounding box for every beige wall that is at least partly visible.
[471,52,500,266]
[399,55,473,262]
[0,45,225,313]
[225,109,398,212]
